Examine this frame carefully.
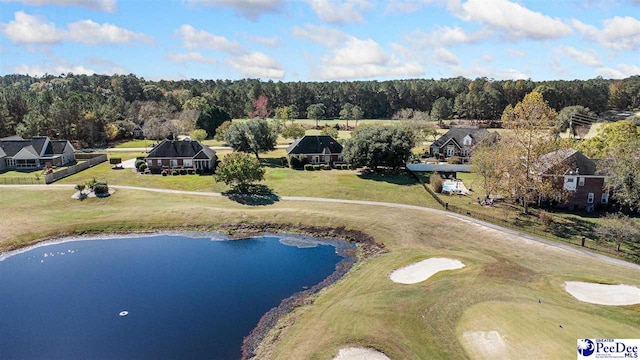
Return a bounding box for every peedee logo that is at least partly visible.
[577,339,640,359]
[578,339,595,356]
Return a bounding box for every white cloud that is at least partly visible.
[555,46,602,67]
[227,52,284,78]
[3,0,117,12]
[449,0,572,40]
[596,64,640,79]
[329,38,388,66]
[0,11,152,45]
[246,34,281,48]
[292,24,349,47]
[184,0,283,20]
[481,54,493,62]
[433,48,459,65]
[506,48,527,58]
[316,37,423,79]
[175,24,243,54]
[14,63,96,76]
[407,25,490,48]
[450,64,529,80]
[305,0,373,24]
[67,20,153,45]
[385,0,433,13]
[572,16,640,51]
[166,52,217,64]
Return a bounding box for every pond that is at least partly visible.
[0,233,353,359]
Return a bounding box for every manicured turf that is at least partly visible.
[1,187,638,359]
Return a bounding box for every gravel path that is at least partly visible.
[2,184,639,271]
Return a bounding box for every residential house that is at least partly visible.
[430,128,497,159]
[0,136,75,171]
[286,135,343,165]
[538,148,608,210]
[146,139,216,172]
[132,125,144,139]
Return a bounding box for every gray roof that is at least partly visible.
[537,148,597,175]
[0,135,24,141]
[0,137,71,158]
[147,139,216,159]
[431,128,491,148]
[0,147,6,158]
[286,135,343,155]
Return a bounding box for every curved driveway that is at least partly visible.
[2,184,639,271]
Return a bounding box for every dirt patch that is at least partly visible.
[333,347,391,360]
[481,259,538,283]
[462,331,508,359]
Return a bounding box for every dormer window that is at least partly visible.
[463,135,473,146]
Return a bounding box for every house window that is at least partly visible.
[184,159,192,167]
[578,177,585,186]
[587,192,594,204]
[312,156,319,163]
[7,158,15,167]
[170,159,178,168]
[564,176,577,191]
[601,192,609,204]
[463,135,472,146]
[446,145,456,156]
[157,159,162,166]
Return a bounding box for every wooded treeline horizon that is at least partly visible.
[0,73,638,146]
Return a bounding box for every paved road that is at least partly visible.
[104,145,290,152]
[2,184,639,271]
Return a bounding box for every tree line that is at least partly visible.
[0,73,639,145]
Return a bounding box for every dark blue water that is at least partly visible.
[0,234,346,359]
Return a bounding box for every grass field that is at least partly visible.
[0,187,638,359]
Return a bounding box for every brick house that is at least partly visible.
[146,139,216,172]
[430,128,498,159]
[286,135,343,165]
[538,148,608,211]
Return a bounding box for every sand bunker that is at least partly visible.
[389,258,465,284]
[462,331,508,359]
[564,281,640,306]
[333,347,390,360]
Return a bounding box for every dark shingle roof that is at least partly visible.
[537,148,597,175]
[147,139,216,159]
[0,135,24,141]
[50,140,69,154]
[0,140,33,157]
[286,135,343,155]
[432,128,490,148]
[31,136,48,154]
[0,147,6,158]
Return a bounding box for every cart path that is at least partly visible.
[2,184,639,271]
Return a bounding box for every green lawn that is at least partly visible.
[0,184,638,360]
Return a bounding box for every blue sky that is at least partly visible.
[0,0,638,81]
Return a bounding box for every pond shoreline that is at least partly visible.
[0,222,386,360]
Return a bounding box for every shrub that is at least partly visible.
[138,163,148,173]
[321,164,331,170]
[172,170,179,176]
[289,155,309,169]
[135,159,145,169]
[304,164,314,171]
[187,169,195,175]
[430,172,443,193]
[539,211,554,229]
[313,164,321,170]
[75,184,85,192]
[447,156,463,164]
[109,157,122,165]
[161,170,168,176]
[93,182,109,195]
[144,168,150,175]
[85,178,98,190]
[136,156,146,161]
[179,168,187,175]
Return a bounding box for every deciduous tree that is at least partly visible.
[196,105,231,139]
[281,123,305,139]
[215,152,265,192]
[224,118,277,160]
[307,103,325,128]
[343,126,414,170]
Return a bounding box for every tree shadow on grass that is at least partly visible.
[222,184,280,206]
[356,168,417,186]
[547,215,598,239]
[260,157,288,168]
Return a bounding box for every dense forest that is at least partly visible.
[0,74,638,146]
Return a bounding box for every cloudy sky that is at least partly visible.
[0,0,638,81]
